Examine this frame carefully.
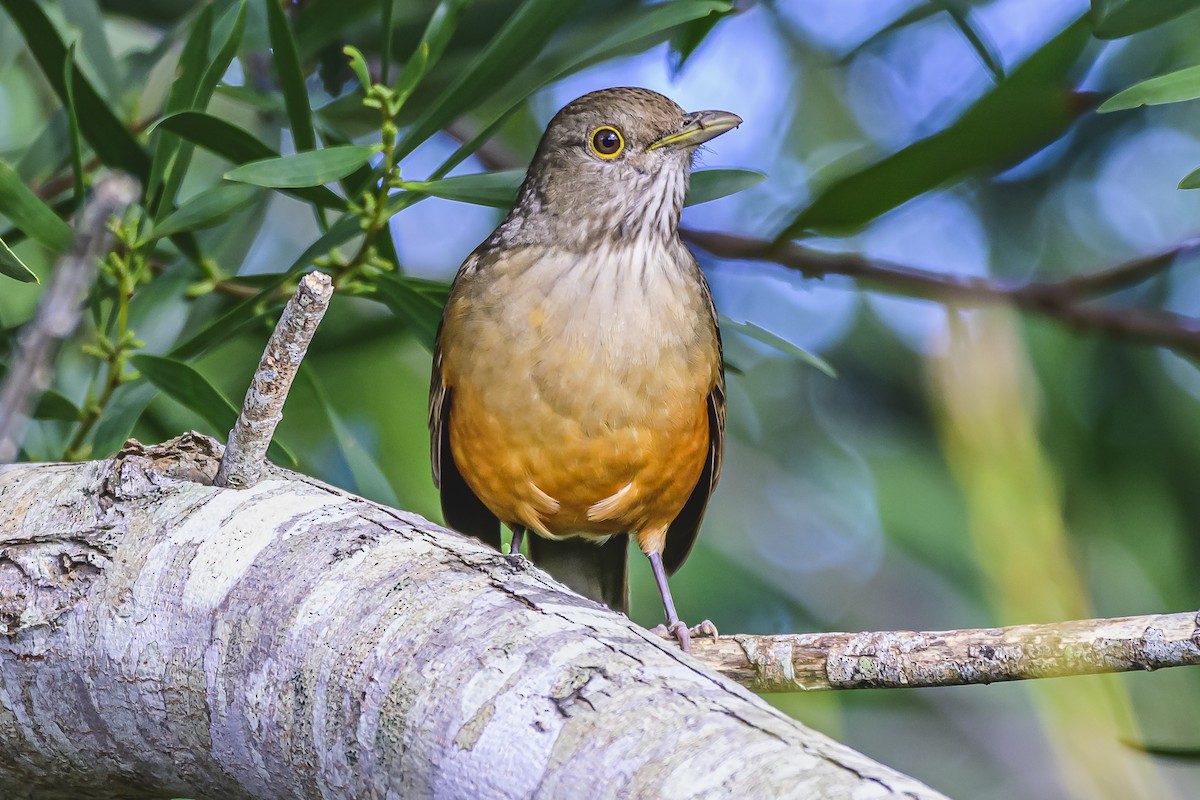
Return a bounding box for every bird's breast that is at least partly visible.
[441,240,718,536]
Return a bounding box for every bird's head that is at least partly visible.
[503,87,741,249]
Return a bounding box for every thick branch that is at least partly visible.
[682,230,1200,359]
[0,436,943,799]
[691,613,1200,692]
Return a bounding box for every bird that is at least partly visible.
[429,87,738,653]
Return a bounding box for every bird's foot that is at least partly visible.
[504,552,530,570]
[649,620,718,654]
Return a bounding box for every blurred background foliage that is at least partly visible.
[2,0,1200,797]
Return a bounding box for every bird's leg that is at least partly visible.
[644,551,697,653]
[508,525,525,556]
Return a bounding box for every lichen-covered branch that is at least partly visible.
[215,271,333,489]
[690,613,1200,692]
[0,434,943,800]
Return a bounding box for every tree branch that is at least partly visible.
[0,438,944,799]
[691,612,1200,692]
[215,271,333,489]
[681,229,1200,359]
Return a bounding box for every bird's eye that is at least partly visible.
[589,126,624,159]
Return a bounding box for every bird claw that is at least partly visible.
[504,552,530,570]
[649,619,718,654]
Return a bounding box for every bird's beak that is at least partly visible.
[649,110,742,151]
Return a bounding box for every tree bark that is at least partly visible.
[0,434,943,800]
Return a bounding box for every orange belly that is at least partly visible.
[448,380,709,541]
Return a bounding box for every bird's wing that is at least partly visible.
[429,254,502,550]
[662,263,726,576]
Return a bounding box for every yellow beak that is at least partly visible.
[649,110,743,151]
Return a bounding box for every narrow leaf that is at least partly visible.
[153,111,347,208]
[132,354,295,465]
[0,161,73,251]
[304,370,399,505]
[1099,65,1200,112]
[1091,0,1200,38]
[91,382,156,458]
[780,17,1091,237]
[344,45,372,90]
[0,364,78,417]
[264,0,317,152]
[393,0,469,101]
[435,0,733,177]
[62,42,85,205]
[400,170,524,207]
[721,316,837,378]
[1179,166,1200,190]
[0,236,38,283]
[687,169,766,206]
[402,166,763,209]
[0,0,149,179]
[147,5,213,210]
[139,184,259,244]
[396,0,585,159]
[224,146,378,188]
[373,274,448,350]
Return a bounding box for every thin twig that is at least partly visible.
[215,271,333,488]
[690,610,1200,692]
[682,229,1200,358]
[0,173,140,464]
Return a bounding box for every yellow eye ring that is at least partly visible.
[589,126,624,159]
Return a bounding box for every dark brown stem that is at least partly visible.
[681,229,1200,359]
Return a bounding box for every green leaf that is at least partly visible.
[264,0,317,152]
[396,0,586,159]
[153,2,249,216]
[147,4,213,211]
[303,369,399,505]
[139,184,259,244]
[1179,166,1200,190]
[400,170,524,207]
[0,161,73,251]
[393,0,469,101]
[669,5,730,75]
[132,354,295,465]
[687,169,766,206]
[224,146,378,188]
[380,0,395,85]
[1091,0,1200,38]
[435,0,733,177]
[372,274,448,351]
[402,166,763,209]
[0,364,78,418]
[1098,65,1200,112]
[153,111,347,208]
[344,45,372,90]
[58,0,123,101]
[721,316,837,378]
[780,17,1092,237]
[90,381,157,458]
[62,42,85,205]
[0,0,150,179]
[0,236,38,283]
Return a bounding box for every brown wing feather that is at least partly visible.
[429,312,502,551]
[662,264,726,576]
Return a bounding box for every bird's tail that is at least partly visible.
[527,535,629,614]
